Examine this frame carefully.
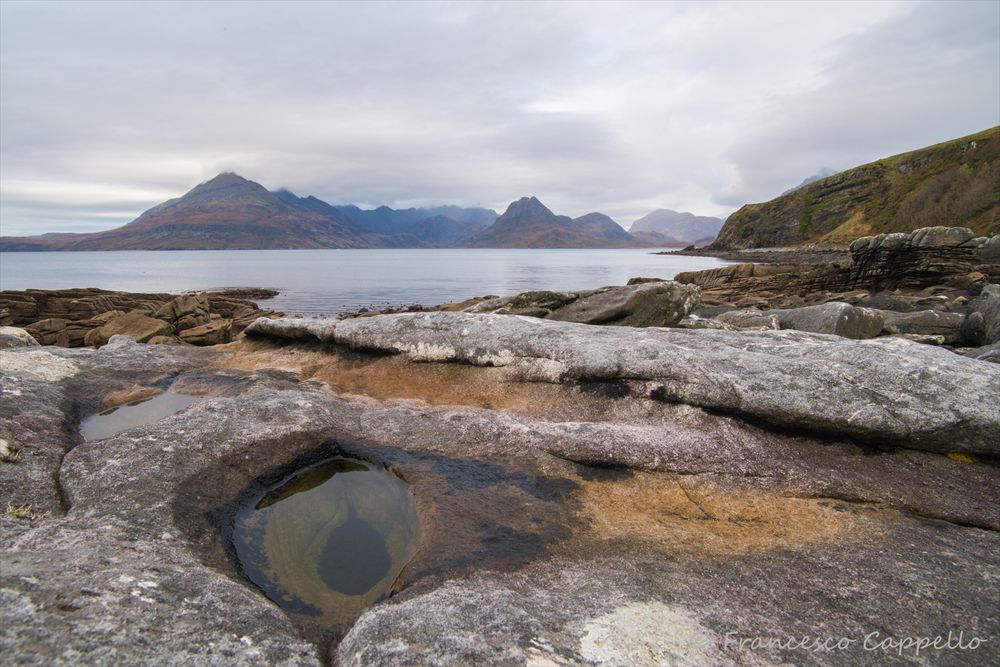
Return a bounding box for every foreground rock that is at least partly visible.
[1,337,997,665]
[249,312,1000,454]
[0,288,281,348]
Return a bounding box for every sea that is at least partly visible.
[0,248,732,316]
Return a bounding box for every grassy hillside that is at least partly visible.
[712,127,999,249]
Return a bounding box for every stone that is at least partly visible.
[546,281,700,327]
[961,283,1000,345]
[84,311,173,347]
[715,303,884,339]
[178,319,232,346]
[153,294,210,324]
[715,308,780,330]
[881,310,966,344]
[249,312,1000,454]
[772,302,884,339]
[467,290,580,316]
[0,326,40,349]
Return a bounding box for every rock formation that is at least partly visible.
[2,327,997,665]
[0,288,279,348]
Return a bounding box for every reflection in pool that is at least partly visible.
[232,457,419,625]
[79,391,201,441]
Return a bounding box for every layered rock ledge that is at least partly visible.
[248,312,1000,454]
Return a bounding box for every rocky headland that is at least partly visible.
[1,226,998,665]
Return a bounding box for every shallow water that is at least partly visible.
[231,457,419,625]
[79,391,201,441]
[0,248,732,316]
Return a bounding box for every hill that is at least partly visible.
[464,197,648,248]
[712,126,1000,250]
[629,209,724,245]
[2,173,369,251]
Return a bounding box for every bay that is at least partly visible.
[0,249,732,316]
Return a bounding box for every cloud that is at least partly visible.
[1,0,997,235]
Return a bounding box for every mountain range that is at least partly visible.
[1,174,690,251]
[628,209,724,246]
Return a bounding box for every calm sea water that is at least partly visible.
[0,249,731,316]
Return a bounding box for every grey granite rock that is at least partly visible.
[0,326,40,349]
[881,309,966,344]
[249,312,1000,453]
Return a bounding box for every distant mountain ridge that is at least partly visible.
[628,209,724,246]
[0,173,499,251]
[713,126,1000,250]
[463,197,650,248]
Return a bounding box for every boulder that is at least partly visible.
[178,319,232,346]
[468,290,579,316]
[547,281,700,327]
[881,310,966,344]
[0,326,40,349]
[154,294,209,323]
[715,308,779,330]
[960,283,1000,345]
[715,303,884,339]
[84,311,173,347]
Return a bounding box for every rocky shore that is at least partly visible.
[1,226,998,665]
[0,288,281,347]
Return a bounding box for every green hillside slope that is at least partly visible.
[712,127,999,250]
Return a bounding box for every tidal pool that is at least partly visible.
[79,391,201,441]
[231,457,419,625]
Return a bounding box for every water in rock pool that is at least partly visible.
[231,457,419,625]
[79,391,201,441]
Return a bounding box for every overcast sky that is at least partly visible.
[1,0,997,236]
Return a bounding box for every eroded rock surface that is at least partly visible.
[2,334,998,665]
[248,312,1000,454]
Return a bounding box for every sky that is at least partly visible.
[1,0,997,236]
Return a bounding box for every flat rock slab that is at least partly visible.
[248,313,1000,454]
[3,339,998,665]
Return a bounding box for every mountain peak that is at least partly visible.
[503,196,552,218]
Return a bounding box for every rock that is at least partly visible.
[0,326,40,349]
[626,277,666,285]
[154,294,211,332]
[178,319,232,346]
[0,289,280,347]
[716,303,884,339]
[961,284,1000,345]
[250,312,1000,453]
[2,337,999,664]
[84,311,173,347]
[467,290,579,316]
[147,335,184,345]
[962,341,1000,363]
[676,227,999,311]
[546,281,700,327]
[881,310,966,344]
[771,302,884,339]
[715,308,780,330]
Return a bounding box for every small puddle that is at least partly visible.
[79,391,201,441]
[231,456,419,625]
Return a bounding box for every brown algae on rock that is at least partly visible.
[231,456,419,626]
[79,391,202,441]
